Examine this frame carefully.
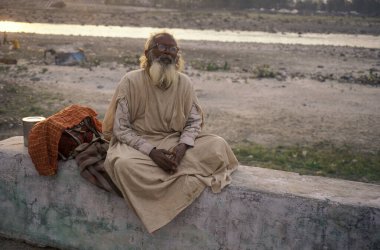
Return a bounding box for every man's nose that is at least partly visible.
[161,48,172,55]
[160,51,175,59]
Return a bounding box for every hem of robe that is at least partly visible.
[147,162,238,233]
[147,181,206,233]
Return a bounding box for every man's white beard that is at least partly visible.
[149,61,178,90]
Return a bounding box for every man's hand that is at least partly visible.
[149,148,177,174]
[171,143,189,166]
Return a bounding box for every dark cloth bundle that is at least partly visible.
[74,139,122,197]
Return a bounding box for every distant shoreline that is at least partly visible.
[0,3,380,35]
[2,21,380,50]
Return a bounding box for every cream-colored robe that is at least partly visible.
[103,69,238,233]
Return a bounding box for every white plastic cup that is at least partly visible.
[22,116,46,147]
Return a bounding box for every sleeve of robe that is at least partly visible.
[179,103,202,147]
[113,98,155,155]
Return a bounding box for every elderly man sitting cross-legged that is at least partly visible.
[102,31,238,233]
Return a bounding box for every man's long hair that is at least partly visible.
[139,31,184,71]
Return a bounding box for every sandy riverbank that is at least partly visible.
[0,2,380,152]
[1,32,379,153]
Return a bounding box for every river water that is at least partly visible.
[0,21,379,49]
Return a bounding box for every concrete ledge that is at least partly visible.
[0,136,379,250]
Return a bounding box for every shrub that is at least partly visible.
[253,64,276,78]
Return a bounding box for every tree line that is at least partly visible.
[105,0,380,15]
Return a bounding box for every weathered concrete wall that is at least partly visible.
[0,136,379,250]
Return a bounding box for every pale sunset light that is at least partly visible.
[0,21,26,33]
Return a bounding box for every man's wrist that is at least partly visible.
[177,142,190,149]
[148,147,158,157]
[141,143,155,156]
[179,136,194,147]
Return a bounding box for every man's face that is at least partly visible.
[146,34,178,66]
[146,34,180,89]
